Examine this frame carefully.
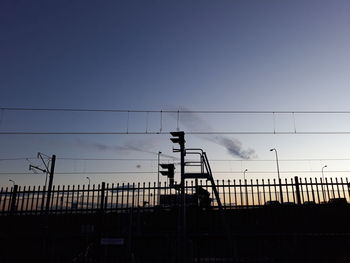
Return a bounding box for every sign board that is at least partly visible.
[100,238,124,246]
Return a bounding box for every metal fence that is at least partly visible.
[1,176,350,216]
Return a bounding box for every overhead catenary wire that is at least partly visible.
[3,107,350,114]
[3,131,350,135]
[3,157,350,162]
[2,170,350,175]
[2,107,350,135]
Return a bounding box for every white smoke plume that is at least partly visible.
[176,108,257,159]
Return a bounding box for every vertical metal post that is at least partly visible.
[100,182,105,212]
[310,178,315,202]
[256,179,260,205]
[228,180,232,208]
[250,179,254,206]
[340,178,346,199]
[271,149,283,203]
[285,178,290,202]
[157,151,161,205]
[116,183,119,211]
[294,176,301,205]
[278,179,283,204]
[222,180,226,208]
[29,186,34,212]
[305,178,310,202]
[336,178,341,198]
[315,178,321,203]
[36,186,41,212]
[233,180,237,208]
[325,178,331,201]
[71,185,75,213]
[46,155,56,211]
[330,178,335,199]
[126,183,130,209]
[262,179,266,204]
[245,179,248,207]
[10,185,18,214]
[180,135,186,263]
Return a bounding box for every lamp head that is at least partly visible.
[270,148,274,152]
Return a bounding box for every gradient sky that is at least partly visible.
[1,0,350,187]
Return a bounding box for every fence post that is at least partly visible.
[100,182,105,212]
[294,176,301,205]
[10,185,18,214]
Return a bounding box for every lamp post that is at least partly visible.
[322,165,327,182]
[321,165,327,202]
[243,169,248,181]
[157,151,162,204]
[86,176,91,187]
[270,148,283,203]
[243,169,248,206]
[9,179,15,187]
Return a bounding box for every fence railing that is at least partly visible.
[1,176,350,216]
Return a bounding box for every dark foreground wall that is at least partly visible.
[1,205,350,263]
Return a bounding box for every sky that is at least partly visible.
[1,0,350,187]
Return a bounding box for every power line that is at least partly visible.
[3,107,350,114]
[0,172,157,175]
[212,158,350,162]
[2,107,350,135]
[58,158,159,161]
[0,157,172,162]
[2,157,350,162]
[2,131,350,135]
[55,157,350,162]
[2,170,350,175]
[0,157,36,161]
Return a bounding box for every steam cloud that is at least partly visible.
[75,139,177,159]
[75,138,155,154]
[177,108,257,159]
[210,136,256,160]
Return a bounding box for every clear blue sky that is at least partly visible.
[1,0,350,187]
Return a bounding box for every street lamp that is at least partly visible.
[270,148,283,203]
[86,177,91,186]
[9,179,15,187]
[243,169,248,181]
[322,165,327,182]
[321,165,327,202]
[157,151,162,204]
[243,169,248,206]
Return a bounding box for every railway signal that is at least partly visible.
[160,163,175,186]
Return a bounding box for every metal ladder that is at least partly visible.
[184,148,223,210]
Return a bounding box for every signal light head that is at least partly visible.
[159,163,175,179]
[170,138,181,143]
[160,164,175,169]
[170,131,184,137]
[170,131,185,145]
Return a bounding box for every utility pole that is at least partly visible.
[157,151,161,205]
[45,155,56,210]
[170,131,186,262]
[29,153,56,211]
[270,148,283,203]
